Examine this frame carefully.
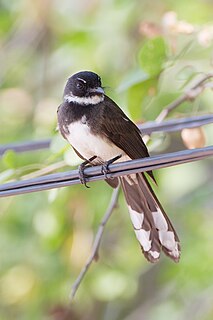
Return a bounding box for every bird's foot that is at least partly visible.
[101,154,122,179]
[78,156,97,188]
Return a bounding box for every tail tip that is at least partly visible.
[142,246,181,263]
[162,245,181,263]
[142,248,161,263]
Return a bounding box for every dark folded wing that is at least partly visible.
[100,96,150,159]
[57,103,68,139]
[99,96,156,181]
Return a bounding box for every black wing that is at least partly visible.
[99,96,155,182]
[57,104,68,139]
[100,95,150,159]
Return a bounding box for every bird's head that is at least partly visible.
[63,71,105,105]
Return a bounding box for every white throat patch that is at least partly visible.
[64,94,104,105]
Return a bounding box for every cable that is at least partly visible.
[0,146,212,197]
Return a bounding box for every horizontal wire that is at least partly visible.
[0,146,212,197]
[0,139,51,156]
[139,113,213,134]
[0,114,212,156]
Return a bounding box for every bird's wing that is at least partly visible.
[100,96,150,160]
[57,104,68,139]
[99,96,156,182]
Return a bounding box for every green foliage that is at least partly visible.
[139,37,167,77]
[0,1,213,319]
[120,37,167,119]
[2,150,17,169]
[127,78,158,119]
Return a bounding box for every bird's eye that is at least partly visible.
[76,81,84,90]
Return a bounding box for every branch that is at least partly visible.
[156,73,213,122]
[70,186,120,301]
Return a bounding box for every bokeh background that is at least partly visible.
[0,0,213,319]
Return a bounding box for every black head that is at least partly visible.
[63,71,104,99]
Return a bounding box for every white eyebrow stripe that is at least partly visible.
[77,77,87,83]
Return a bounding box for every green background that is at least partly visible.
[0,0,213,319]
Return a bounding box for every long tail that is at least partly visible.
[120,173,180,263]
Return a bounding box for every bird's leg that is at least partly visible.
[101,154,122,179]
[79,155,97,188]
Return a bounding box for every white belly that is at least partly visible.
[66,121,124,162]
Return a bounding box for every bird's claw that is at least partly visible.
[101,154,122,179]
[78,156,97,188]
[101,163,110,179]
[79,164,90,188]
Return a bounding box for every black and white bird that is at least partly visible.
[57,71,180,263]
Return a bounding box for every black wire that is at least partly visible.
[139,114,213,134]
[0,146,212,197]
[0,139,51,156]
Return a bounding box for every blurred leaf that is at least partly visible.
[178,70,201,90]
[127,78,158,120]
[59,30,91,45]
[170,40,193,65]
[50,134,68,154]
[139,37,167,77]
[48,189,59,203]
[0,169,15,183]
[64,148,81,166]
[118,69,148,92]
[175,65,203,91]
[176,65,196,81]
[146,132,169,153]
[0,11,12,35]
[0,265,36,305]
[90,269,136,301]
[2,150,17,169]
[47,134,69,163]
